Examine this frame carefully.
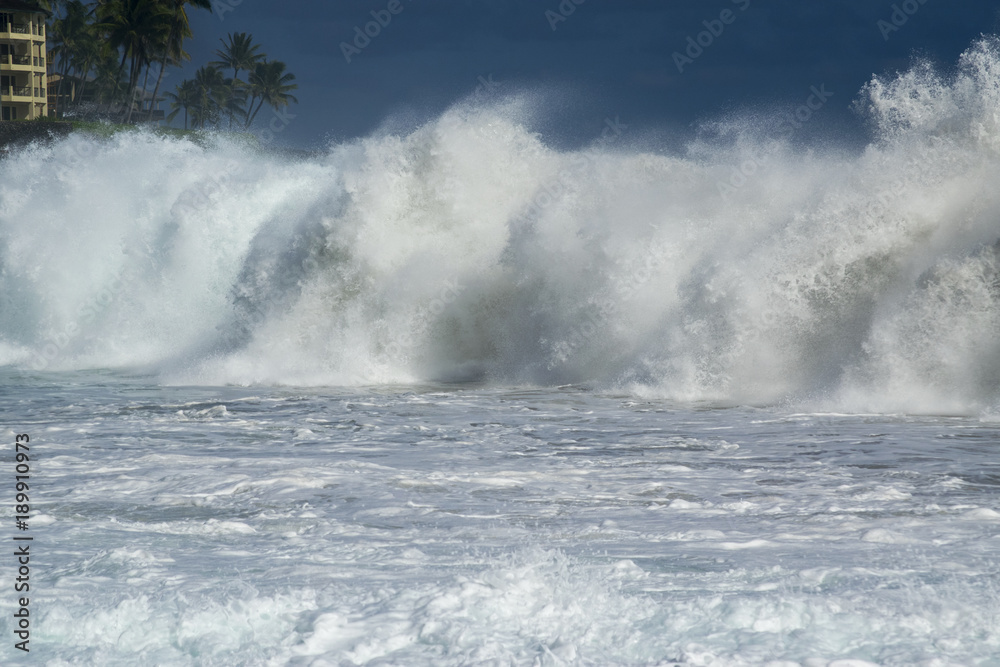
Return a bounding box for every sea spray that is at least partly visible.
[2,39,1000,413]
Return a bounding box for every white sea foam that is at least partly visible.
[1,372,998,664]
[4,41,1000,415]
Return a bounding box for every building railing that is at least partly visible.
[2,53,32,66]
[0,55,44,68]
[1,85,32,97]
[4,24,30,34]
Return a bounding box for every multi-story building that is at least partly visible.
[0,1,49,121]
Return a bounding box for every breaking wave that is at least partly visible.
[3,38,1000,414]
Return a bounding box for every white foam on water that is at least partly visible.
[3,40,1000,414]
[0,381,997,664]
[4,32,1000,667]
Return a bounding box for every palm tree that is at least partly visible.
[146,0,212,121]
[211,32,263,88]
[190,64,226,128]
[50,0,89,110]
[96,0,172,122]
[68,23,101,106]
[244,60,298,129]
[218,76,248,129]
[165,77,196,129]
[209,32,261,129]
[91,40,127,109]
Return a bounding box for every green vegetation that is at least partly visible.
[45,1,298,135]
[166,31,298,131]
[65,118,259,146]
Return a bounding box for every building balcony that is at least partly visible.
[0,84,33,99]
[1,23,31,36]
[1,52,30,66]
[0,54,46,72]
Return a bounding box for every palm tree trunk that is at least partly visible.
[124,56,141,123]
[58,57,71,112]
[148,5,179,122]
[77,57,93,102]
[245,95,260,129]
[228,67,239,130]
[136,64,152,121]
[115,50,129,116]
[148,56,169,122]
[123,60,134,122]
[247,98,267,128]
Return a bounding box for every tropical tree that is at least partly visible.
[208,32,262,128]
[165,77,196,129]
[189,64,226,128]
[146,0,212,121]
[211,32,263,88]
[87,39,127,108]
[218,76,248,128]
[67,23,102,104]
[49,0,90,106]
[245,60,297,129]
[96,0,172,122]
[46,2,297,131]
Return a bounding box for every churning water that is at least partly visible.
[1,37,1000,666]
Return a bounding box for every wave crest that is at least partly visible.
[3,39,1000,413]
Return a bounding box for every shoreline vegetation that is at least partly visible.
[44,1,298,136]
[0,119,323,158]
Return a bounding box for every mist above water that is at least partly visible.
[2,38,1000,414]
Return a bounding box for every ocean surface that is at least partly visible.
[2,38,1000,666]
[1,375,1000,665]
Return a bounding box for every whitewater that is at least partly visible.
[0,38,999,666]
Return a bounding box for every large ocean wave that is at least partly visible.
[3,38,1000,414]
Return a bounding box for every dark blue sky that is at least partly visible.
[175,0,1000,149]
